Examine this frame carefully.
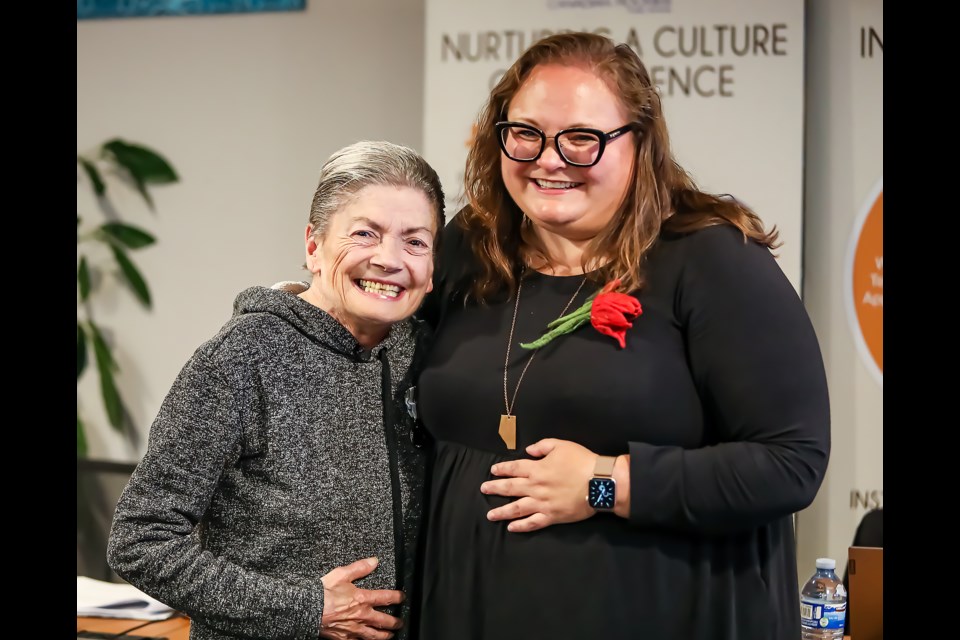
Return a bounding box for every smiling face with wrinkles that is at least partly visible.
[303,184,437,348]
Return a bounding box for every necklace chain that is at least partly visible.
[503,274,588,416]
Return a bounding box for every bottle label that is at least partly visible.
[799,598,847,630]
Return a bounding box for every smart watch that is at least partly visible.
[587,455,617,511]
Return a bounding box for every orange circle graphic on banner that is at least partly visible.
[845,179,883,385]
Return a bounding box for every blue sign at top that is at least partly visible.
[78,1,306,20]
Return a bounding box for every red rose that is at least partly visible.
[589,281,642,349]
[519,278,642,351]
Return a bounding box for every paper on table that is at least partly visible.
[77,576,175,620]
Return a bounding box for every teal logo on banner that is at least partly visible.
[77,0,305,20]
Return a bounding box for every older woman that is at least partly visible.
[108,140,444,640]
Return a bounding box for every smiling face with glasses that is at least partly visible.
[496,122,633,167]
[497,63,637,243]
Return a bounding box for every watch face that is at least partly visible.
[588,478,616,510]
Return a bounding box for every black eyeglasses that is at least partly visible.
[495,121,634,167]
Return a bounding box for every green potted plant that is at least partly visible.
[77,139,179,456]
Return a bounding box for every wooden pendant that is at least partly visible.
[498,414,517,450]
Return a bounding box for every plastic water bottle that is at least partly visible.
[799,557,847,639]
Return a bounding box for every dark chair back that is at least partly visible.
[843,508,883,636]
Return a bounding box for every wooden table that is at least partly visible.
[77,615,190,639]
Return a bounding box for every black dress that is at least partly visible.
[414,221,830,640]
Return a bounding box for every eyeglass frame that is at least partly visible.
[494,121,635,168]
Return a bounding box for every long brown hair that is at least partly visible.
[459,32,779,302]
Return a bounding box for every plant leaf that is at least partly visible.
[110,245,151,308]
[77,415,88,457]
[102,139,178,184]
[90,320,124,430]
[88,321,116,372]
[102,139,178,208]
[78,256,91,301]
[98,363,124,431]
[126,169,152,208]
[77,322,87,379]
[100,222,156,249]
[78,157,106,196]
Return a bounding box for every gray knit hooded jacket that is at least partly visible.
[107,284,427,640]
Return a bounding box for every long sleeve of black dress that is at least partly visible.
[627,224,830,534]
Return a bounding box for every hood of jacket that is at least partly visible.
[231,282,413,361]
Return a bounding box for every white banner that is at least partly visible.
[424,0,805,291]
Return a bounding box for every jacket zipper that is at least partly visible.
[378,349,404,592]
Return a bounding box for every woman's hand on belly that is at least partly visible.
[480,438,600,533]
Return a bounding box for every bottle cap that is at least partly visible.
[815,557,836,570]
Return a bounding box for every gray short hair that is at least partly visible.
[309,140,445,247]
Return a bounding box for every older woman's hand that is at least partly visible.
[320,557,404,640]
[481,438,601,533]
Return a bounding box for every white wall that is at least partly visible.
[77,1,426,460]
[796,0,883,582]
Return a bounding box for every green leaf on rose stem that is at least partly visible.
[545,303,592,330]
[78,156,106,196]
[100,222,156,249]
[78,256,91,301]
[90,321,124,430]
[77,415,88,457]
[520,315,591,351]
[77,322,87,380]
[110,245,152,308]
